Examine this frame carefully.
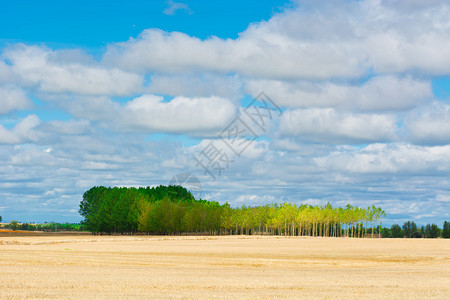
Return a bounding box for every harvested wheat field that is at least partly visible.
[0,235,449,299]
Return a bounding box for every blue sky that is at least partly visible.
[0,0,449,225]
[0,1,290,46]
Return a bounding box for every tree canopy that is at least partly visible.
[79,185,387,237]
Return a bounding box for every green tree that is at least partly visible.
[137,198,153,233]
[9,220,19,231]
[367,206,376,238]
[182,202,201,233]
[80,185,386,237]
[442,221,450,238]
[79,186,109,233]
[424,224,440,238]
[220,203,234,234]
[390,224,403,238]
[374,207,386,238]
[381,227,391,238]
[402,221,418,238]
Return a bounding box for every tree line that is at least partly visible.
[79,185,390,237]
[2,221,85,232]
[381,221,450,238]
[2,186,449,238]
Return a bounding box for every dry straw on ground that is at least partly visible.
[0,234,449,299]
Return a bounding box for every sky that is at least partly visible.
[0,0,449,225]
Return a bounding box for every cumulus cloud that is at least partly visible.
[104,1,450,79]
[59,96,120,122]
[3,44,143,96]
[381,0,448,11]
[54,94,237,136]
[148,74,242,100]
[0,61,15,84]
[123,95,236,135]
[103,28,361,79]
[405,102,450,145]
[0,115,41,144]
[279,108,398,144]
[0,85,33,115]
[314,143,450,174]
[245,76,432,111]
[43,119,92,135]
[191,138,269,162]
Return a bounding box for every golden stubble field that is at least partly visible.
[0,234,449,299]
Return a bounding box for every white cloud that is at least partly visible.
[54,94,237,136]
[279,108,397,143]
[245,76,432,111]
[0,85,33,115]
[405,102,450,145]
[0,125,16,144]
[163,0,192,15]
[0,61,15,84]
[314,143,450,174]
[123,95,236,135]
[435,194,450,203]
[0,115,41,144]
[3,44,143,96]
[148,74,242,100]
[381,0,448,11]
[103,28,362,79]
[273,138,335,156]
[60,96,120,122]
[81,161,119,170]
[192,138,269,162]
[43,119,92,135]
[104,1,450,79]
[104,30,228,74]
[302,198,325,206]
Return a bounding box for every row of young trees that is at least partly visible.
[79,185,387,237]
